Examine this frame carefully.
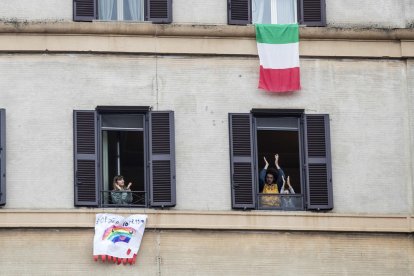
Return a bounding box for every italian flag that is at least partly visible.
[256,24,301,92]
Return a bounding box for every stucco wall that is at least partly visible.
[0,54,411,214]
[173,0,226,25]
[326,0,413,28]
[1,229,413,275]
[0,0,72,21]
[0,0,413,28]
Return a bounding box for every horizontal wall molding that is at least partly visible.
[0,209,413,233]
[0,22,413,57]
[1,22,414,40]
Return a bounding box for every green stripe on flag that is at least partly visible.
[256,24,299,44]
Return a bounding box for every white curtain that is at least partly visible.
[99,0,116,20]
[252,0,270,24]
[277,0,295,24]
[253,0,296,24]
[126,0,144,21]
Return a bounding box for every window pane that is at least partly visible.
[256,117,299,130]
[101,114,144,129]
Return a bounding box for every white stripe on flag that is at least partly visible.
[257,42,299,69]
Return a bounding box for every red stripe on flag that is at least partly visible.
[259,66,301,92]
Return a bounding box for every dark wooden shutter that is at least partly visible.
[298,0,326,26]
[0,109,5,206]
[147,0,172,23]
[149,111,175,207]
[304,114,333,210]
[228,0,251,25]
[73,110,99,206]
[229,114,255,209]
[73,0,96,22]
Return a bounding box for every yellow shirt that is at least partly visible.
[263,184,279,194]
[261,184,280,207]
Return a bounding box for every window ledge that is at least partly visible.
[0,209,413,233]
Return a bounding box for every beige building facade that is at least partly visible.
[0,0,414,274]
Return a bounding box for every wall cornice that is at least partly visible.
[0,209,413,233]
[0,22,413,58]
[0,22,413,40]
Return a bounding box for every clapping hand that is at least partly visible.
[263,156,269,169]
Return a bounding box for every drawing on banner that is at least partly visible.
[93,213,147,265]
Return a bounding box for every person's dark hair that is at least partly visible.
[113,175,124,190]
[266,168,278,183]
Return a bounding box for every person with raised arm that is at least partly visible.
[111,175,133,205]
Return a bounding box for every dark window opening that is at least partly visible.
[102,130,146,206]
[257,130,301,194]
[100,113,146,207]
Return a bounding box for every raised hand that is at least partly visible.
[274,154,280,169]
[263,156,269,169]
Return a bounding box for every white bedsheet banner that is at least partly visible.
[93,213,147,265]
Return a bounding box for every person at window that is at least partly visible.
[259,154,286,192]
[259,154,286,207]
[111,175,133,205]
[281,175,296,209]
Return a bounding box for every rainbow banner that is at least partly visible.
[93,213,147,265]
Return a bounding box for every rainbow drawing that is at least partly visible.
[102,226,136,243]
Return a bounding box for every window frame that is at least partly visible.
[229,109,333,211]
[0,109,5,206]
[252,112,306,211]
[228,0,326,26]
[97,111,149,207]
[73,0,172,23]
[73,107,176,208]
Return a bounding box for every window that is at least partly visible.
[228,0,326,26]
[73,0,172,23]
[229,109,333,211]
[0,109,5,206]
[73,107,176,208]
[97,0,145,21]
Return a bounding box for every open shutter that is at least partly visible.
[147,0,172,23]
[229,114,255,209]
[298,0,326,26]
[149,111,175,207]
[304,114,333,210]
[228,0,251,25]
[73,110,99,207]
[73,0,96,22]
[0,109,5,206]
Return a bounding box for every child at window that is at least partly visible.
[280,175,296,209]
